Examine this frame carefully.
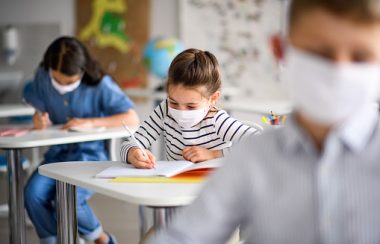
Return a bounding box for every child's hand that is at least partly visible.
[33,112,51,130]
[62,118,94,130]
[128,147,156,169]
[182,146,223,163]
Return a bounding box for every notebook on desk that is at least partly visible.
[95,158,222,179]
[0,127,31,137]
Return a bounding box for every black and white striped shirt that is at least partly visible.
[120,100,258,162]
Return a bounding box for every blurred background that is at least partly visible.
[0,0,290,243]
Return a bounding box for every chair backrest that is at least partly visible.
[106,138,122,161]
[107,139,118,161]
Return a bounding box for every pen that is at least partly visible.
[121,120,149,160]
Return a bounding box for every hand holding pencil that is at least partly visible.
[122,120,156,169]
[32,111,51,130]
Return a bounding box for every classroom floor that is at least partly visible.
[0,181,141,244]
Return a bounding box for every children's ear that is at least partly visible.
[270,34,285,62]
[210,91,220,106]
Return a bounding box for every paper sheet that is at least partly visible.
[95,161,193,178]
[111,176,204,183]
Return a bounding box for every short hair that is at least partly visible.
[289,0,380,27]
[167,48,221,97]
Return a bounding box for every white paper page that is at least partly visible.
[183,158,223,171]
[95,161,193,178]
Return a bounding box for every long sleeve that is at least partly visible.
[120,101,166,162]
[213,111,259,155]
[149,144,251,243]
[23,67,48,112]
[214,111,258,142]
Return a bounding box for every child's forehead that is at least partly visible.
[168,84,207,96]
[168,84,208,101]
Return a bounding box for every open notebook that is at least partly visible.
[95,158,222,179]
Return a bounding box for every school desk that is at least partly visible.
[0,104,34,118]
[0,104,35,235]
[222,99,293,116]
[39,161,204,244]
[0,126,132,244]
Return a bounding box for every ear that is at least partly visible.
[209,90,220,106]
[270,34,285,62]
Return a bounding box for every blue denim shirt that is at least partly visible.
[24,67,134,163]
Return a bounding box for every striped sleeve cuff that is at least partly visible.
[120,140,138,164]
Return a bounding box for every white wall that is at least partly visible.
[0,0,180,99]
[150,0,179,38]
[0,0,179,37]
[0,0,74,35]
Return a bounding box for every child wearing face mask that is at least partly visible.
[23,36,139,244]
[120,48,259,168]
[149,0,380,243]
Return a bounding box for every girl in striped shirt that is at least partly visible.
[120,48,258,168]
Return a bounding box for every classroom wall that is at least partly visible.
[0,0,284,101]
[0,0,179,101]
[0,0,73,102]
[0,0,74,34]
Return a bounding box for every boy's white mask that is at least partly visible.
[168,103,210,129]
[282,46,380,125]
[50,71,81,95]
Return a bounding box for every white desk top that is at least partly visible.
[0,104,34,118]
[222,99,293,115]
[39,161,202,207]
[0,126,131,149]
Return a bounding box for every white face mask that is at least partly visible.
[168,103,210,129]
[282,46,380,125]
[50,72,81,95]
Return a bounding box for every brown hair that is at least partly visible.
[167,48,221,97]
[41,36,105,86]
[289,0,380,27]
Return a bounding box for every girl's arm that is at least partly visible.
[120,101,166,163]
[182,111,259,163]
[63,76,139,129]
[214,111,259,144]
[62,109,139,129]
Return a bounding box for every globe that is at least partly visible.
[143,37,185,79]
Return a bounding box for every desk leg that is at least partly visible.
[139,206,148,240]
[138,207,179,243]
[6,149,25,244]
[152,207,178,229]
[56,181,77,244]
